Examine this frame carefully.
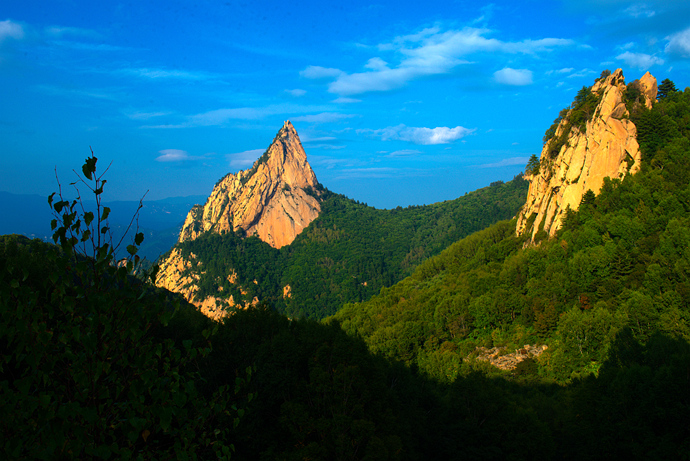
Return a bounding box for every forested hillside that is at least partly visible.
[172,176,528,318]
[334,79,690,382]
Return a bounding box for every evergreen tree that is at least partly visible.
[658,78,677,99]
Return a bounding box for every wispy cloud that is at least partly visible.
[493,67,533,85]
[156,149,198,162]
[285,88,306,97]
[0,19,24,43]
[477,156,530,168]
[313,26,575,96]
[44,25,100,38]
[36,84,120,101]
[332,97,361,104]
[50,40,128,52]
[388,149,422,157]
[291,112,358,123]
[125,111,172,120]
[122,67,216,80]
[300,66,344,79]
[227,148,264,168]
[616,51,664,69]
[142,103,334,128]
[566,68,596,78]
[361,124,475,145]
[665,27,690,58]
[623,4,655,18]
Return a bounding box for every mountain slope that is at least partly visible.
[333,74,690,382]
[174,178,528,319]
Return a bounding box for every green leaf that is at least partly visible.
[84,211,94,226]
[82,156,97,180]
[126,245,138,256]
[102,206,110,221]
[135,232,144,246]
[48,192,55,206]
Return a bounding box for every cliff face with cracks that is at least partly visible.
[516,69,657,242]
[178,120,321,249]
[155,121,320,316]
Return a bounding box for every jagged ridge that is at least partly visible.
[516,69,657,242]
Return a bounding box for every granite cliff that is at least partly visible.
[156,121,320,316]
[178,120,321,249]
[516,69,657,242]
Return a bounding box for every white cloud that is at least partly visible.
[126,111,172,120]
[478,156,530,168]
[285,89,306,97]
[143,103,333,128]
[301,135,337,142]
[665,27,690,58]
[291,112,358,123]
[123,68,215,80]
[362,124,475,145]
[566,68,596,78]
[0,20,24,42]
[493,67,533,85]
[320,26,574,95]
[616,51,664,69]
[309,144,347,150]
[388,149,422,157]
[227,149,264,168]
[300,66,344,79]
[332,97,361,104]
[623,4,655,18]
[364,57,389,70]
[51,41,127,52]
[45,26,99,39]
[189,108,264,125]
[156,149,193,162]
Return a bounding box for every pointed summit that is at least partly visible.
[516,69,656,243]
[177,122,321,248]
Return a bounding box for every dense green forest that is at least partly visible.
[3,235,688,459]
[2,79,689,460]
[334,78,690,382]
[173,177,528,319]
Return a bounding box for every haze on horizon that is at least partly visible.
[1,0,689,209]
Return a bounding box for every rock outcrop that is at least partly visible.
[178,120,321,249]
[474,344,548,371]
[155,121,321,318]
[516,69,657,242]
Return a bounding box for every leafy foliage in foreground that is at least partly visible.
[174,176,529,319]
[0,157,247,459]
[334,86,690,382]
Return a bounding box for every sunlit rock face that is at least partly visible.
[155,121,321,318]
[516,69,657,243]
[178,120,321,249]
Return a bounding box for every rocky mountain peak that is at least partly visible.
[176,121,321,249]
[516,69,657,243]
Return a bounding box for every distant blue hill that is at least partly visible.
[0,191,206,262]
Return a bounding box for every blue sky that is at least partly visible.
[1,0,689,209]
